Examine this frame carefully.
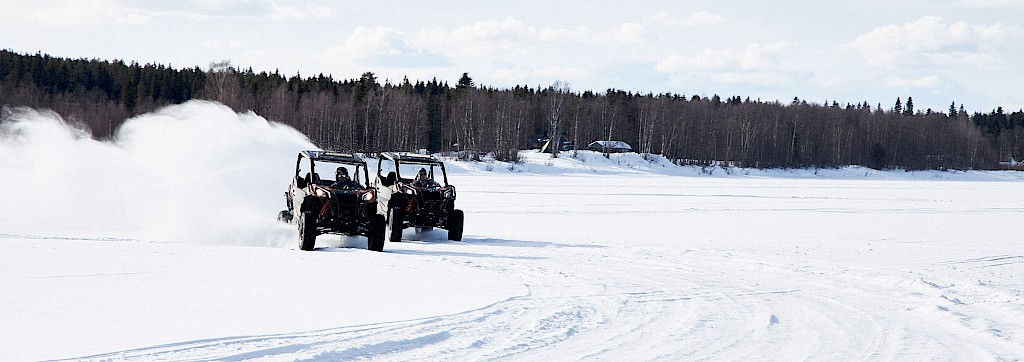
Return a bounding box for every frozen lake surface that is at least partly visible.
[3,101,1023,360]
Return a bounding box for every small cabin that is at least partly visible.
[539,136,575,153]
[588,140,632,153]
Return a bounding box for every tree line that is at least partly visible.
[2,49,1023,170]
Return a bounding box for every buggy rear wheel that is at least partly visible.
[447,209,464,241]
[298,211,317,251]
[388,208,404,242]
[277,210,293,223]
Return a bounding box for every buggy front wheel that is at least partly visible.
[447,209,464,241]
[298,211,317,251]
[368,214,386,252]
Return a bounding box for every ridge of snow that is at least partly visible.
[440,150,1024,182]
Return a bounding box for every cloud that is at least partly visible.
[683,11,724,27]
[342,27,407,58]
[845,16,1016,67]
[31,0,334,26]
[200,40,244,50]
[655,42,795,87]
[415,16,648,59]
[30,0,149,26]
[325,26,451,69]
[657,42,793,72]
[161,0,335,20]
[593,23,645,44]
[447,16,535,44]
[538,26,590,42]
[413,17,535,59]
[952,0,1021,8]
[265,2,334,20]
[885,75,941,89]
[489,66,589,84]
[648,11,723,28]
[386,16,649,87]
[170,0,335,21]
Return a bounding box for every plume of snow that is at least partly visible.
[0,100,315,247]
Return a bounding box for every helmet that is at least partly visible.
[336,167,350,180]
[417,168,428,179]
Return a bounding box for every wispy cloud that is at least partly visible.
[683,11,724,27]
[694,43,793,70]
[324,26,451,69]
[31,0,140,26]
[593,23,645,44]
[31,0,334,26]
[656,42,794,86]
[648,11,723,27]
[490,65,589,83]
[951,0,1022,8]
[885,75,941,89]
[845,16,1016,68]
[414,16,650,60]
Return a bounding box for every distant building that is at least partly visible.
[539,136,575,153]
[999,158,1024,171]
[588,140,632,153]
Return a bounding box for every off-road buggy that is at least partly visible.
[374,152,464,242]
[278,151,386,251]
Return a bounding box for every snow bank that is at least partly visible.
[443,149,1024,182]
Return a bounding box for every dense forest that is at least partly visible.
[2,49,1023,170]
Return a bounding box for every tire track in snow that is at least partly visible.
[64,174,1024,360]
[68,242,1024,361]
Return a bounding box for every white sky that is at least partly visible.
[2,0,1022,113]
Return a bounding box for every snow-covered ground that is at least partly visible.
[3,101,1024,360]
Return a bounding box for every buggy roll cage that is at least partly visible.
[376,152,449,187]
[295,151,371,188]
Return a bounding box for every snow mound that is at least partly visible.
[443,150,1024,181]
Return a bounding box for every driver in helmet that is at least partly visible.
[412,167,439,188]
[331,167,359,189]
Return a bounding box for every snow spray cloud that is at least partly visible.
[0,101,316,247]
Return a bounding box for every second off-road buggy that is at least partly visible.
[374,152,464,242]
[278,151,386,251]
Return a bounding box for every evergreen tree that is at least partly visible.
[123,62,141,112]
[456,72,474,90]
[425,78,445,152]
[870,143,887,169]
[1,49,1020,171]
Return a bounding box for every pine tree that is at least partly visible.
[123,62,141,112]
[456,72,474,90]
[905,97,914,115]
[894,97,903,115]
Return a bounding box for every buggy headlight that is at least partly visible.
[404,188,416,195]
[362,191,375,202]
[315,188,331,198]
